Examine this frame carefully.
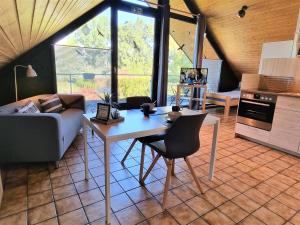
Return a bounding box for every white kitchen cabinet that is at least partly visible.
[260,58,300,77]
[270,97,300,153]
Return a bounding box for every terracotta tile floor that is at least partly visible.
[1,108,300,225]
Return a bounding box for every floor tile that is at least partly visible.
[172,185,197,202]
[203,209,234,225]
[0,197,27,218]
[110,193,134,212]
[28,190,53,209]
[115,205,145,225]
[0,211,27,225]
[53,184,77,200]
[156,191,182,209]
[75,179,98,193]
[231,194,260,213]
[28,202,56,225]
[36,217,59,225]
[168,203,198,225]
[79,188,103,206]
[55,195,82,215]
[252,207,285,225]
[218,201,248,223]
[189,218,209,225]
[186,196,214,216]
[203,190,227,207]
[58,208,88,225]
[290,212,300,225]
[126,187,152,203]
[136,198,163,218]
[148,211,178,225]
[266,199,296,220]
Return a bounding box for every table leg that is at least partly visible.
[189,86,193,109]
[209,119,220,180]
[202,86,207,113]
[83,121,89,180]
[104,140,111,225]
[176,85,181,106]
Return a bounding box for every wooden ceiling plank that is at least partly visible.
[45,0,81,39]
[16,0,35,50]
[0,0,24,53]
[40,0,72,41]
[35,0,60,43]
[195,0,300,76]
[51,0,96,37]
[38,0,68,42]
[55,0,93,30]
[30,0,49,47]
[0,26,19,57]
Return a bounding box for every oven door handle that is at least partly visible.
[241,100,270,107]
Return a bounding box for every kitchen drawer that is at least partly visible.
[276,96,300,112]
[272,109,300,135]
[269,129,300,152]
[235,123,270,143]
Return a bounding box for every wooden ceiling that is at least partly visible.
[0,0,103,68]
[1,0,298,77]
[194,0,300,77]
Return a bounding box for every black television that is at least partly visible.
[180,68,208,84]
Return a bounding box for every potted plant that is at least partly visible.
[99,92,111,104]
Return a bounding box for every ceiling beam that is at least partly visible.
[182,0,227,61]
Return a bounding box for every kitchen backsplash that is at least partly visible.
[259,75,298,92]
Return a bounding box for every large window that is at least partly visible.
[167,18,195,105]
[54,8,111,102]
[117,11,155,99]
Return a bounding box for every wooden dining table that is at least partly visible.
[82,106,220,224]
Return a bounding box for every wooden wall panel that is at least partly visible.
[194,0,300,78]
[0,0,103,69]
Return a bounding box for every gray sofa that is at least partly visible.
[0,94,85,163]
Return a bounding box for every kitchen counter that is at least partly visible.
[242,89,300,98]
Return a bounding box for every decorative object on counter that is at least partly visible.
[96,103,111,121]
[13,64,38,102]
[142,104,150,117]
[91,102,123,125]
[172,105,182,112]
[90,116,124,125]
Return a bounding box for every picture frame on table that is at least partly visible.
[96,103,111,121]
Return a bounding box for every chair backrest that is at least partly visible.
[164,113,207,158]
[126,96,152,110]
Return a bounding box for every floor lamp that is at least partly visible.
[14,65,38,102]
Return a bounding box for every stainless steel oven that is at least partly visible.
[237,91,277,131]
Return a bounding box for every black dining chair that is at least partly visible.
[140,113,207,209]
[121,96,165,181]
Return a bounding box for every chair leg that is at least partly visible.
[121,139,137,164]
[162,159,173,209]
[184,157,204,194]
[139,144,146,183]
[171,159,175,176]
[141,154,161,185]
[151,148,155,159]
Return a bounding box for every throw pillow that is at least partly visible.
[39,94,63,113]
[16,101,40,113]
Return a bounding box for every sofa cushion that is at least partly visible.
[16,101,40,113]
[60,108,83,151]
[39,94,63,113]
[0,94,51,115]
